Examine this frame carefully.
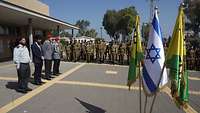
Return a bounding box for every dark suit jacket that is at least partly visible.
[31,42,43,63]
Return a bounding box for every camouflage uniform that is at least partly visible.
[126,41,131,65]
[119,43,126,64]
[111,42,119,64]
[95,41,100,61]
[66,41,72,61]
[99,41,106,63]
[86,42,92,62]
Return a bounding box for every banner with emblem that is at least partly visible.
[142,9,168,96]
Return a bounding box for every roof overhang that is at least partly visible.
[0,1,79,30]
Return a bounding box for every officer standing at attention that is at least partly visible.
[13,37,32,93]
[52,37,62,76]
[42,36,53,80]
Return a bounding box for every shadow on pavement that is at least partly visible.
[5,81,18,91]
[75,97,106,113]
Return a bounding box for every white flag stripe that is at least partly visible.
[142,9,168,96]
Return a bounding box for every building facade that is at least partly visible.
[0,0,78,61]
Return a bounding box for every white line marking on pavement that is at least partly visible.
[0,63,85,113]
[105,70,118,75]
[189,76,200,81]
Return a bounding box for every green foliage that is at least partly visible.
[60,30,72,37]
[184,0,200,37]
[102,6,138,41]
[102,10,119,38]
[85,29,98,38]
[75,19,98,38]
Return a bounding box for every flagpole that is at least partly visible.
[149,63,166,113]
[144,95,148,113]
[139,62,142,113]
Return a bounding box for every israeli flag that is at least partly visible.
[142,9,168,96]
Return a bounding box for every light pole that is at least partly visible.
[100,27,103,39]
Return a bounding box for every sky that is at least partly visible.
[40,0,182,41]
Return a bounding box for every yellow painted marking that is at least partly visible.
[163,87,198,113]
[57,80,139,90]
[0,63,85,113]
[0,76,200,96]
[57,81,197,113]
[105,70,118,75]
[88,62,128,68]
[189,76,200,81]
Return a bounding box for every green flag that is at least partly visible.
[127,15,144,89]
[166,5,189,107]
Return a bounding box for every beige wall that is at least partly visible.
[4,0,49,16]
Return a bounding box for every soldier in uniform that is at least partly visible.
[71,40,75,62]
[72,40,78,62]
[86,41,91,62]
[52,38,61,75]
[190,47,195,70]
[126,41,131,65]
[103,41,107,62]
[111,41,119,64]
[77,40,81,61]
[91,41,95,61]
[95,41,100,61]
[195,48,200,71]
[119,42,126,65]
[104,43,109,62]
[99,40,105,63]
[66,41,71,61]
[81,40,87,61]
[108,42,112,62]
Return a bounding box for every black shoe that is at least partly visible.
[57,72,62,75]
[26,87,33,91]
[17,88,27,94]
[33,82,42,85]
[50,76,55,78]
[39,81,46,84]
[52,73,57,76]
[44,77,51,80]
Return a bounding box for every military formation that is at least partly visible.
[186,47,200,71]
[60,39,200,70]
[61,40,132,65]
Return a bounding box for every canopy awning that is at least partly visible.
[0,1,79,30]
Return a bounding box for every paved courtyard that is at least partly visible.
[0,61,199,113]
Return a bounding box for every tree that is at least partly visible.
[76,19,90,36]
[85,29,98,38]
[75,19,98,38]
[102,6,137,41]
[60,30,72,37]
[184,0,200,37]
[103,10,119,40]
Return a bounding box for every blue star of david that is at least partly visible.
[146,44,161,63]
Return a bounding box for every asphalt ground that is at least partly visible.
[0,61,199,113]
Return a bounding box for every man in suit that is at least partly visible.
[31,35,44,85]
[42,36,53,80]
